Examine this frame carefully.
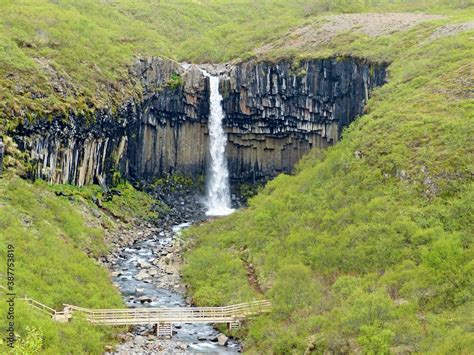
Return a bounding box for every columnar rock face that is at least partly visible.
[220,58,387,181]
[14,58,210,185]
[14,105,137,186]
[12,57,386,186]
[127,58,210,180]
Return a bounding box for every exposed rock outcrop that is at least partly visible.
[221,58,386,180]
[127,58,210,180]
[12,56,387,185]
[14,104,137,185]
[14,58,209,185]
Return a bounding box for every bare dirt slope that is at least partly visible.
[428,20,474,40]
[256,13,444,56]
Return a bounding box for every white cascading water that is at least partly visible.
[200,69,234,216]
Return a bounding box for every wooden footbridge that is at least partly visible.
[23,297,271,337]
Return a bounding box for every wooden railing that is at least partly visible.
[64,300,272,326]
[22,296,271,327]
[23,297,57,316]
[22,296,71,322]
[22,297,271,336]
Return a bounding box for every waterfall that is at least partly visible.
[200,69,234,216]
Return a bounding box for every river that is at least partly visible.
[109,219,240,354]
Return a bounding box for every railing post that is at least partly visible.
[228,321,241,332]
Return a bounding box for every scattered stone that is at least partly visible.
[148,268,158,276]
[137,296,152,303]
[429,21,474,41]
[135,270,150,281]
[137,260,152,269]
[104,345,113,352]
[217,333,229,346]
[134,335,145,347]
[117,333,133,343]
[176,342,187,350]
[397,170,408,180]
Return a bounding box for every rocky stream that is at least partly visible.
[102,190,241,354]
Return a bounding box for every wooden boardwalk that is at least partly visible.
[23,297,271,337]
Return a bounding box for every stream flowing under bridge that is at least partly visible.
[24,297,272,337]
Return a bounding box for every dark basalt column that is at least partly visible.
[13,58,210,185]
[126,59,210,182]
[220,58,387,182]
[11,57,387,185]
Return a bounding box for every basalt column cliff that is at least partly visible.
[14,58,210,185]
[12,57,386,185]
[220,58,386,181]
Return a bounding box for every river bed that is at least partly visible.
[108,221,240,354]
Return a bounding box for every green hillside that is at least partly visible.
[0,176,121,353]
[183,8,474,354]
[0,0,472,353]
[0,168,157,353]
[0,0,468,127]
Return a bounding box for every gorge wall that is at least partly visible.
[221,59,386,181]
[12,57,386,185]
[14,58,210,185]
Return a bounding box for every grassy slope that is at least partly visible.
[183,10,474,355]
[0,0,468,128]
[0,174,157,353]
[0,176,121,353]
[0,0,315,126]
[0,0,472,353]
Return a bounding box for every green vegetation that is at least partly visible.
[238,182,264,201]
[0,0,469,128]
[183,12,474,354]
[0,176,125,353]
[48,181,159,223]
[10,327,43,355]
[151,174,196,191]
[0,1,472,353]
[166,73,183,90]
